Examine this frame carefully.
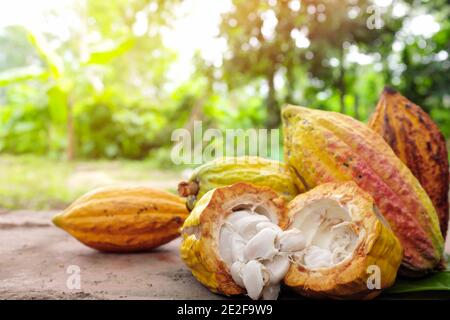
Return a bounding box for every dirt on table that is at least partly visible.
[0,210,223,300]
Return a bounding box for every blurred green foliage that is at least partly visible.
[0,154,182,210]
[0,0,449,161]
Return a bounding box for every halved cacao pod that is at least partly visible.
[180,182,402,300]
[282,105,444,276]
[284,182,403,300]
[178,156,300,210]
[179,183,288,298]
[53,186,189,252]
[368,87,449,238]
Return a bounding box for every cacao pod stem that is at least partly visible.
[178,181,200,197]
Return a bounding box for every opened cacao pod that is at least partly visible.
[284,181,402,299]
[369,87,449,238]
[282,105,444,276]
[180,182,402,300]
[53,186,189,252]
[180,183,289,299]
[178,156,300,210]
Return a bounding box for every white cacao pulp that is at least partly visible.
[219,209,289,300]
[218,199,359,300]
[289,199,358,269]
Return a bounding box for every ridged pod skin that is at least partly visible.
[178,157,300,210]
[282,105,444,276]
[368,87,449,238]
[53,186,189,252]
[284,182,403,300]
[179,183,288,296]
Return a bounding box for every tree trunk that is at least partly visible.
[66,98,75,161]
[339,89,345,114]
[338,48,346,114]
[354,94,360,120]
[266,69,280,129]
[285,59,295,105]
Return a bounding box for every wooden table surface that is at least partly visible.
[0,209,449,300]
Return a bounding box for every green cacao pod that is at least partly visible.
[178,156,301,210]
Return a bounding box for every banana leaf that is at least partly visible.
[27,31,63,79]
[387,271,450,294]
[0,66,48,86]
[84,37,135,65]
[385,255,450,296]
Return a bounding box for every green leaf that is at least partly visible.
[387,259,450,294]
[84,38,136,65]
[26,30,64,79]
[47,85,68,124]
[0,66,47,86]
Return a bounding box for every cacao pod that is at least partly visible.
[180,182,402,300]
[178,156,300,210]
[284,181,403,300]
[179,183,289,299]
[368,87,449,238]
[282,105,444,276]
[53,186,189,252]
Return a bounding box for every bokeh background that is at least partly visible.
[0,0,449,210]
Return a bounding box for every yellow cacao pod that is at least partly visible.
[180,183,288,298]
[369,87,449,239]
[178,156,300,210]
[180,182,402,300]
[284,182,403,300]
[282,105,444,276]
[53,186,189,252]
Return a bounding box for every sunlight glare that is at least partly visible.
[347,45,374,65]
[392,2,408,18]
[407,14,440,38]
[132,11,148,37]
[162,0,233,84]
[288,0,301,12]
[291,28,310,49]
[261,10,278,41]
[374,0,393,7]
[0,0,72,30]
